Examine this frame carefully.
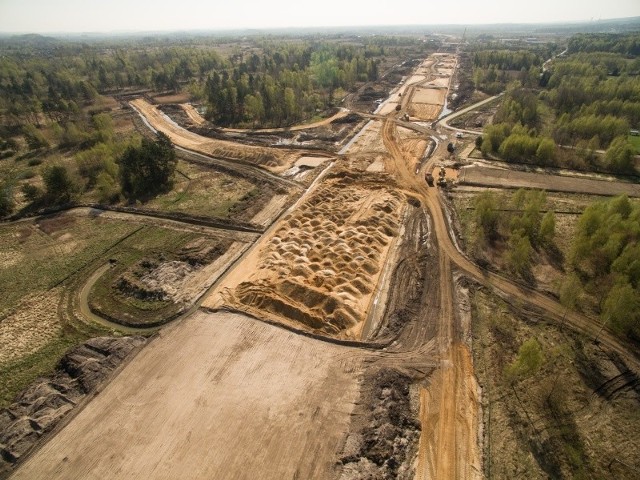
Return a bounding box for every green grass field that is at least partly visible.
[0,213,141,406]
[628,134,640,154]
[0,213,139,316]
[143,161,257,218]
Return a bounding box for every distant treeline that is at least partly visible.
[0,35,426,128]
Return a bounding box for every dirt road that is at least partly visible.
[459,164,640,197]
[131,99,298,173]
[382,116,483,479]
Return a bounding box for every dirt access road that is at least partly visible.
[130,99,299,173]
[181,103,350,133]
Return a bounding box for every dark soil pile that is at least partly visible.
[0,337,145,478]
[339,369,420,479]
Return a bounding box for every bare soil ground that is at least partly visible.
[11,311,364,480]
[180,103,206,125]
[459,164,640,197]
[131,98,299,173]
[0,336,146,477]
[412,87,447,105]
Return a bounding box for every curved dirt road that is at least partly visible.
[181,103,350,133]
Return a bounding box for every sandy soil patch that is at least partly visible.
[437,68,455,76]
[205,172,405,337]
[412,88,447,105]
[378,101,400,115]
[408,104,442,121]
[295,156,332,168]
[407,74,427,85]
[342,120,386,155]
[180,103,206,125]
[365,157,386,172]
[13,311,362,480]
[250,194,289,227]
[0,289,62,365]
[131,98,298,173]
[426,77,451,87]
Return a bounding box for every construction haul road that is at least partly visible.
[12,53,640,480]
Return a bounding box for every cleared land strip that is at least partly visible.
[130,99,299,173]
[459,165,640,197]
[11,311,370,480]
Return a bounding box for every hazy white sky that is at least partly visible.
[0,0,639,33]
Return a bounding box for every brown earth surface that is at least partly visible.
[459,164,640,197]
[130,98,299,173]
[11,311,426,480]
[11,50,640,480]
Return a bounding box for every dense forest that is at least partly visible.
[476,33,640,174]
[202,43,381,126]
[0,35,404,129]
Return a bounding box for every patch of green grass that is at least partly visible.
[0,333,85,407]
[628,134,640,154]
[143,161,256,218]
[0,215,139,316]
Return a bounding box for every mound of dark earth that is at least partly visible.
[0,336,145,478]
[339,369,421,479]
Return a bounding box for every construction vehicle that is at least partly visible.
[437,165,447,187]
[426,172,434,186]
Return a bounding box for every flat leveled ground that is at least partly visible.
[412,87,447,105]
[459,165,640,197]
[12,311,362,480]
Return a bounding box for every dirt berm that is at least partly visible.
[0,337,145,479]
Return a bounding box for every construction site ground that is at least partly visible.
[8,51,640,480]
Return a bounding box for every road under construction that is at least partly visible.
[10,52,640,480]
